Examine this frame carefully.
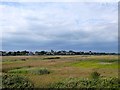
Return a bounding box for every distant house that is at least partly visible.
[1,51,7,56]
[46,52,52,55]
[28,52,34,56]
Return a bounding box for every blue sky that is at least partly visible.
[0,2,118,52]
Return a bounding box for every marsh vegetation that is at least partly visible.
[2,55,119,89]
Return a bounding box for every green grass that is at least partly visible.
[8,68,29,74]
[70,59,118,69]
[8,67,51,75]
[99,59,118,63]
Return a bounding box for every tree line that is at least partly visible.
[0,50,118,56]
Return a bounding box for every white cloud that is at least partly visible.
[0,2,118,52]
[0,0,119,2]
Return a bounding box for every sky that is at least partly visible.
[0,1,118,52]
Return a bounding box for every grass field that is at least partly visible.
[2,55,119,88]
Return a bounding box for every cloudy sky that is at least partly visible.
[0,1,118,52]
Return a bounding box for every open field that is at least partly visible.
[2,55,119,88]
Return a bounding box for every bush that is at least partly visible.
[0,75,2,89]
[30,68,50,75]
[90,71,100,80]
[2,74,34,89]
[49,77,119,89]
[43,57,60,60]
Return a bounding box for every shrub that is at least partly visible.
[43,57,60,60]
[2,74,34,89]
[0,75,2,89]
[49,77,119,89]
[30,68,50,75]
[90,71,100,80]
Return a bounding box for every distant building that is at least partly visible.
[28,52,34,56]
